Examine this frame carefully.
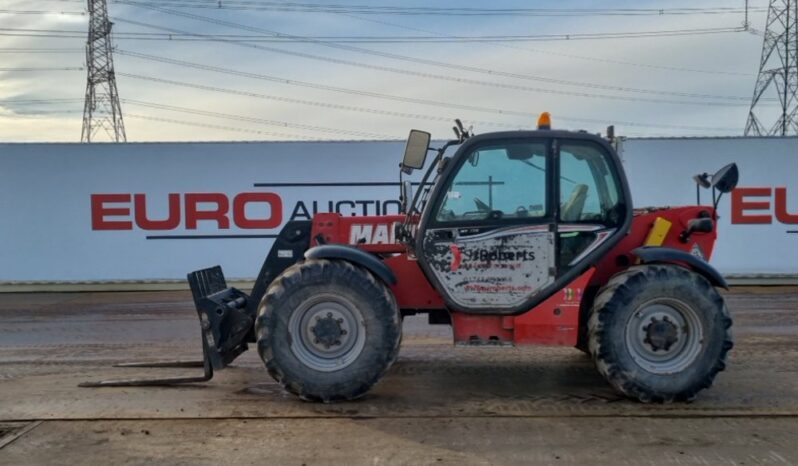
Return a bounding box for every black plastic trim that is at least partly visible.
[304,244,397,286]
[247,220,312,316]
[632,246,729,289]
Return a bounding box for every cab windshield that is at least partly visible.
[436,142,547,222]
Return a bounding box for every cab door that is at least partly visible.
[556,140,627,277]
[417,139,556,312]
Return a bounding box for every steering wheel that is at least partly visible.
[474,197,491,212]
[488,210,503,220]
[438,208,456,221]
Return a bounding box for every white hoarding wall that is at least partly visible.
[1,141,410,283]
[1,137,796,284]
[620,137,798,277]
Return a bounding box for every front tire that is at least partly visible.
[588,265,733,403]
[256,259,401,402]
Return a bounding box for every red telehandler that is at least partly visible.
[84,115,738,403]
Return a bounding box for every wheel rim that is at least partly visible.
[288,293,367,372]
[624,297,704,375]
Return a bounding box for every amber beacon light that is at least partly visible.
[537,112,551,130]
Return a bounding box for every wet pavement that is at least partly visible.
[0,288,797,464]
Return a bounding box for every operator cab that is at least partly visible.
[400,115,632,314]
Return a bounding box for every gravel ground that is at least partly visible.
[0,287,797,465]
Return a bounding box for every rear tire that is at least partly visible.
[256,259,401,402]
[588,265,733,403]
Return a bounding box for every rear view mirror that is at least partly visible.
[711,163,739,193]
[402,130,430,174]
[468,152,479,166]
[506,145,530,160]
[506,143,542,161]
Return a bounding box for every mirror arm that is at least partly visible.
[398,165,404,213]
[403,135,463,231]
[713,190,724,215]
[406,147,446,216]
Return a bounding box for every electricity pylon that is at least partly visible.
[81,0,126,142]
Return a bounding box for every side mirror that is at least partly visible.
[692,163,739,206]
[711,163,739,193]
[400,180,414,213]
[401,130,430,174]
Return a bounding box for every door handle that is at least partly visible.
[431,230,454,240]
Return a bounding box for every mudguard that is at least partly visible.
[305,244,397,286]
[632,246,728,289]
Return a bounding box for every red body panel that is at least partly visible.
[450,268,594,346]
[312,213,406,254]
[309,205,718,347]
[511,268,594,346]
[383,255,446,310]
[591,206,717,289]
[311,213,445,309]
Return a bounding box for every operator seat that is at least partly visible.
[561,184,588,222]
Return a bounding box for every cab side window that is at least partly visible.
[557,142,624,274]
[436,142,548,222]
[559,143,621,225]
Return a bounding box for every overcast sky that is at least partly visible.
[0,1,774,142]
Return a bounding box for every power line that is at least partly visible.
[118,72,741,132]
[104,1,766,17]
[0,111,82,118]
[118,72,523,128]
[0,67,83,71]
[3,7,755,76]
[125,113,323,140]
[0,93,742,137]
[0,98,84,104]
[117,49,750,118]
[112,50,742,132]
[113,12,756,105]
[0,25,754,43]
[121,99,395,138]
[338,12,758,77]
[0,48,84,53]
[0,104,335,140]
[0,97,397,139]
[17,0,762,78]
[125,2,752,45]
[0,9,84,15]
[0,97,741,136]
[123,27,752,42]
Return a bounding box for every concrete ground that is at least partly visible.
[0,288,797,465]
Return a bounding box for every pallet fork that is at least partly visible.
[80,266,252,387]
